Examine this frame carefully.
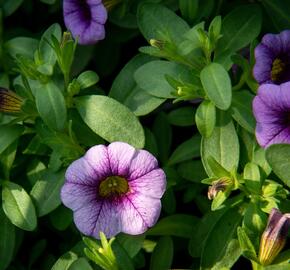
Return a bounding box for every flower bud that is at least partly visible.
[258,208,290,265]
[207,177,232,200]
[0,87,23,113]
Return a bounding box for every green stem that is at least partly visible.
[251,260,263,270]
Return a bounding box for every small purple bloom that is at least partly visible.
[259,208,290,265]
[253,82,290,148]
[253,30,290,85]
[63,0,107,45]
[61,142,166,239]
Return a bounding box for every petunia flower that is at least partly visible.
[61,142,166,239]
[253,30,290,85]
[63,0,108,45]
[253,82,290,148]
[258,208,290,265]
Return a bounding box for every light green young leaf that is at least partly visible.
[196,100,216,138]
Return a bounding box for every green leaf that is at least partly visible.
[200,63,232,110]
[0,208,15,270]
[30,169,65,217]
[4,37,38,59]
[153,112,172,164]
[265,144,290,188]
[39,23,61,67]
[49,205,72,231]
[201,111,239,177]
[75,95,145,149]
[137,3,189,44]
[112,240,134,270]
[215,5,262,68]
[69,258,93,270]
[0,140,18,179]
[109,54,165,116]
[167,106,195,126]
[35,81,67,131]
[2,0,24,16]
[117,234,145,258]
[168,134,200,165]
[231,91,255,134]
[200,207,243,270]
[207,156,231,178]
[2,182,37,231]
[237,227,258,262]
[147,214,199,238]
[77,71,99,89]
[51,252,78,270]
[0,125,23,154]
[261,0,290,31]
[150,236,173,270]
[196,100,216,138]
[134,60,193,98]
[177,160,207,183]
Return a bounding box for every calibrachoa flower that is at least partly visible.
[258,208,290,265]
[63,0,108,45]
[253,82,290,148]
[253,30,290,85]
[61,142,166,239]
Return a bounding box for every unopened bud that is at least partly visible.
[258,208,290,265]
[149,39,165,50]
[207,177,232,200]
[0,87,23,113]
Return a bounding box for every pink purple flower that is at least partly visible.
[253,30,290,85]
[63,0,107,45]
[61,142,166,239]
[259,208,290,265]
[253,82,290,148]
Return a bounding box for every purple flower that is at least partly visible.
[258,208,290,265]
[253,82,290,148]
[61,142,166,239]
[253,30,290,85]
[63,0,107,45]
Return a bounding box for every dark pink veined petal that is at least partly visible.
[128,149,159,180]
[61,182,97,211]
[129,169,166,199]
[118,193,162,235]
[84,144,111,180]
[73,200,121,238]
[107,142,136,176]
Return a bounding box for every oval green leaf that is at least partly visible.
[134,60,193,98]
[196,100,216,138]
[35,81,67,131]
[265,144,290,188]
[2,182,37,231]
[200,63,232,110]
[75,95,145,149]
[0,124,23,154]
[201,110,239,177]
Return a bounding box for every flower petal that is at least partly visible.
[73,200,121,238]
[61,182,97,211]
[107,142,136,176]
[128,149,159,180]
[129,169,166,199]
[84,144,111,180]
[65,158,98,185]
[119,193,162,235]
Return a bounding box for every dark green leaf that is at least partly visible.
[0,125,23,154]
[150,237,173,270]
[167,106,196,126]
[75,95,145,148]
[200,63,232,110]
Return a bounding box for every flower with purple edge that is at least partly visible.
[63,0,108,45]
[61,142,166,239]
[253,30,290,85]
[258,208,290,266]
[253,81,290,148]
